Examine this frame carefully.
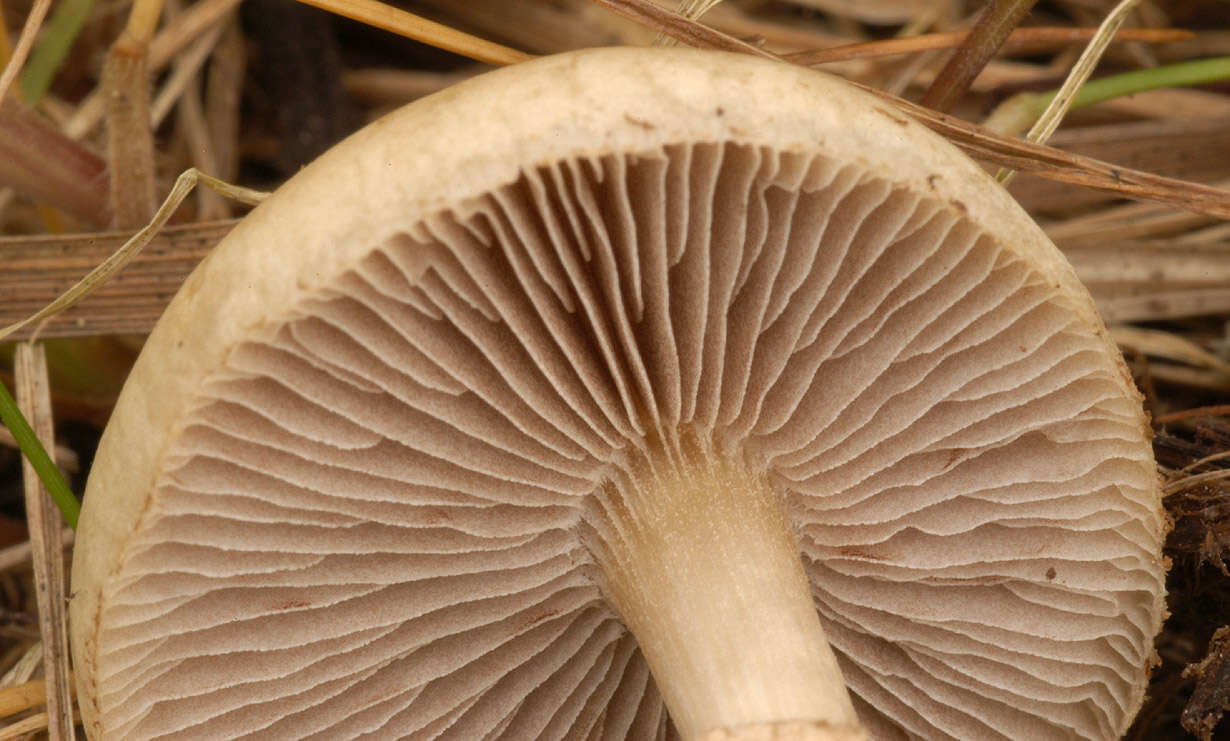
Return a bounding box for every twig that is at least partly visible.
[1155,404,1230,425]
[859,85,1230,218]
[1164,467,1230,495]
[920,0,1039,112]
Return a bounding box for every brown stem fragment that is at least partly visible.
[104,36,157,229]
[0,101,109,225]
[920,0,1039,112]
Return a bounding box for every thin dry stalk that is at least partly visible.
[66,0,244,141]
[920,0,1039,112]
[0,0,52,103]
[1047,180,1230,246]
[149,0,242,68]
[150,20,226,128]
[999,0,1142,184]
[162,0,227,218]
[877,90,1230,219]
[293,0,532,65]
[0,711,53,740]
[591,0,1230,218]
[204,16,244,183]
[1155,405,1230,425]
[653,0,722,46]
[0,169,265,342]
[1112,327,1230,376]
[14,346,73,741]
[591,0,775,58]
[0,645,41,688]
[0,222,233,339]
[410,0,655,53]
[1144,364,1230,392]
[1164,467,1230,495]
[784,26,1192,66]
[342,67,477,106]
[179,91,228,219]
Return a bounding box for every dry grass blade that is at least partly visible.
[590,0,1230,219]
[591,0,775,58]
[1,645,43,688]
[1156,405,1230,425]
[293,0,531,65]
[0,678,47,719]
[149,0,243,69]
[653,0,723,46]
[877,91,1230,219]
[0,0,52,103]
[1047,182,1228,246]
[1064,235,1230,323]
[998,0,1141,184]
[0,711,52,740]
[1011,118,1230,215]
[1179,450,1230,474]
[0,221,233,339]
[1112,326,1230,376]
[0,169,265,342]
[14,346,73,741]
[784,27,1193,66]
[1164,467,1230,496]
[149,20,226,127]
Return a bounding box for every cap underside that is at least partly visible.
[71,48,1166,741]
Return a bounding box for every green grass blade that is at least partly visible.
[1062,56,1230,111]
[19,0,95,104]
[0,375,80,529]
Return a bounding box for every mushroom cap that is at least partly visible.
[70,47,1167,740]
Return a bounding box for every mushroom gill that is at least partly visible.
[71,48,1166,741]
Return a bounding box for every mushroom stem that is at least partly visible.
[592,456,866,741]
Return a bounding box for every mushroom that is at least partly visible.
[70,47,1167,740]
